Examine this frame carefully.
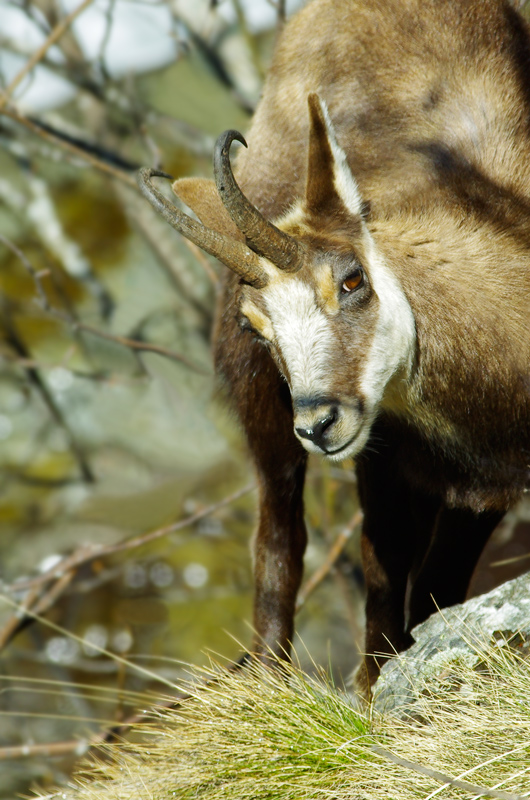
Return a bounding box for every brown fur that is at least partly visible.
[168,0,530,692]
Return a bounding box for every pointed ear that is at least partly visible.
[172,177,245,243]
[306,94,364,217]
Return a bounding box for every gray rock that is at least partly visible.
[373,572,530,715]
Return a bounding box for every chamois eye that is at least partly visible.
[341,267,364,294]
[238,316,254,334]
[239,315,265,343]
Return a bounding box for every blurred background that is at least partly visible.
[1,0,530,795]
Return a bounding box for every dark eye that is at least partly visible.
[238,315,254,333]
[341,267,364,294]
[238,315,265,343]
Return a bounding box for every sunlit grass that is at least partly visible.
[40,639,530,800]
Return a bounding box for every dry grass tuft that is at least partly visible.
[43,641,530,800]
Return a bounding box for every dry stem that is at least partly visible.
[0,0,96,111]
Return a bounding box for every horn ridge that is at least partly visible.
[137,167,268,289]
[214,130,304,273]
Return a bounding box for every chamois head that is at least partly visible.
[138,95,416,461]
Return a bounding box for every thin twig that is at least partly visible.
[266,0,287,31]
[0,301,95,483]
[0,739,90,761]
[0,585,41,651]
[6,483,256,593]
[121,189,216,315]
[296,510,363,612]
[370,744,526,800]
[490,552,530,568]
[1,106,137,187]
[32,570,76,617]
[2,108,221,308]
[96,0,117,81]
[0,570,75,654]
[277,0,287,27]
[71,320,212,374]
[0,0,96,110]
[0,651,242,762]
[231,0,265,81]
[0,353,125,385]
[186,240,221,288]
[0,234,210,375]
[0,234,49,307]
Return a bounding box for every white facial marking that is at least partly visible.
[274,200,307,232]
[359,236,416,408]
[262,279,333,398]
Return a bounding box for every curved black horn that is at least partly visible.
[137,168,268,288]
[214,130,304,273]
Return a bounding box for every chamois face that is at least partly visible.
[237,218,415,461]
[169,94,417,461]
[236,99,416,461]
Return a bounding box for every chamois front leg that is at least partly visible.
[238,369,308,662]
[251,446,307,661]
[354,424,440,694]
[407,505,503,631]
[215,295,308,663]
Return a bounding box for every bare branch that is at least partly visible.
[120,184,217,314]
[6,483,256,593]
[0,739,90,762]
[0,0,96,111]
[0,300,95,483]
[277,0,287,27]
[0,233,49,308]
[69,320,212,374]
[296,510,363,612]
[186,241,221,289]
[1,106,137,187]
[266,0,287,29]
[0,570,75,654]
[0,234,211,374]
[0,585,41,652]
[230,0,265,81]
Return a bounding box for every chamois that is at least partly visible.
[138,0,530,692]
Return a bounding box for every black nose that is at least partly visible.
[295,407,338,449]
